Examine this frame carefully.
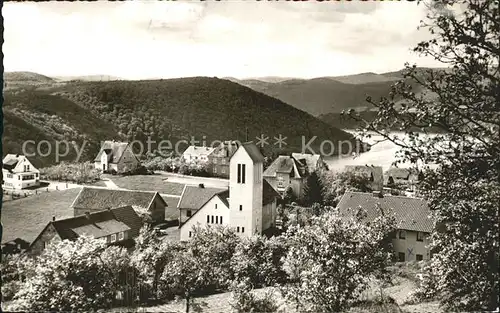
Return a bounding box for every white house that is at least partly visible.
[182,146,216,163]
[179,142,280,241]
[94,141,140,173]
[2,154,40,189]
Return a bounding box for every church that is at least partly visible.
[179,142,280,241]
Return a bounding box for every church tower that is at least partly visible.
[229,142,264,236]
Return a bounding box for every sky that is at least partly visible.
[3,1,444,80]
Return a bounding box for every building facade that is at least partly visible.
[179,142,279,241]
[94,141,140,173]
[2,154,40,189]
[210,141,239,178]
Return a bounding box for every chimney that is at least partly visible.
[52,216,56,222]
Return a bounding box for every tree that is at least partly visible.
[320,170,373,206]
[280,210,395,312]
[282,186,297,205]
[302,171,325,206]
[348,1,499,310]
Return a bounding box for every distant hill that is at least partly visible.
[4,71,55,83]
[229,67,447,116]
[54,75,124,82]
[2,76,363,168]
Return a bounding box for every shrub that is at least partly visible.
[40,161,101,184]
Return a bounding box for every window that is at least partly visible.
[239,205,243,211]
[237,164,246,183]
[7,174,13,179]
[22,175,35,181]
[118,232,124,241]
[220,216,223,224]
[27,165,30,171]
[277,176,285,188]
[222,159,226,165]
[398,252,405,262]
[215,204,218,209]
[186,210,192,217]
[241,227,245,233]
[222,168,226,174]
[399,230,406,240]
[35,173,39,178]
[214,158,218,164]
[189,231,192,238]
[416,254,423,261]
[417,232,424,242]
[215,216,219,224]
[207,215,210,223]
[111,234,117,242]
[213,167,217,174]
[18,176,21,180]
[211,215,214,223]
[237,226,240,233]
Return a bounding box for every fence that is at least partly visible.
[2,182,74,201]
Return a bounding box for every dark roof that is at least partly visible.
[71,187,167,210]
[94,141,133,163]
[263,180,280,205]
[33,206,142,244]
[217,189,230,207]
[386,167,417,180]
[345,165,384,184]
[177,185,227,211]
[336,191,434,233]
[231,142,265,163]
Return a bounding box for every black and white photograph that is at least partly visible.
[1,0,498,312]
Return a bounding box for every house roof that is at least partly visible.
[345,165,384,184]
[263,155,303,178]
[231,142,265,163]
[3,154,22,170]
[336,191,434,233]
[291,153,322,174]
[386,167,418,180]
[179,180,279,227]
[94,141,133,163]
[32,206,142,245]
[71,187,167,210]
[177,185,227,211]
[183,146,216,158]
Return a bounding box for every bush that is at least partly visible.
[230,280,279,313]
[40,161,101,184]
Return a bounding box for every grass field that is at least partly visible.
[111,175,185,196]
[1,188,82,243]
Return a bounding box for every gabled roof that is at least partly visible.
[231,142,265,163]
[71,187,167,210]
[263,155,303,178]
[31,206,142,246]
[336,191,434,233]
[183,146,216,158]
[3,154,22,170]
[291,153,322,174]
[345,165,383,184]
[177,185,227,211]
[94,141,134,164]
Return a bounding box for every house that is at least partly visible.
[71,187,167,223]
[182,145,216,163]
[2,154,40,189]
[94,141,140,173]
[263,153,326,198]
[210,141,239,178]
[336,191,434,262]
[178,184,228,225]
[1,238,30,255]
[179,142,280,241]
[29,205,143,255]
[344,165,384,191]
[385,167,423,191]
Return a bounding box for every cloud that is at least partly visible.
[3,1,443,79]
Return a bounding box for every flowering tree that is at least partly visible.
[320,170,373,206]
[347,0,499,310]
[280,211,395,312]
[7,236,129,312]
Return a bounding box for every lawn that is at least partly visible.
[111,175,185,196]
[1,188,82,244]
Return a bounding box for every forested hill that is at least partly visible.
[3,76,362,168]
